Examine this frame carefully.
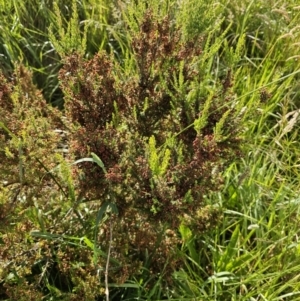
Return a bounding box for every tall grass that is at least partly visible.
[0,0,126,108]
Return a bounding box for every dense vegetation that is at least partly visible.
[1,0,300,300]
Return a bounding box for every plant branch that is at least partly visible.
[105,214,113,301]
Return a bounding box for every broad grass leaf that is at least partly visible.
[91,152,107,174]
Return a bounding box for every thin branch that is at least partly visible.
[35,157,68,198]
[105,214,113,301]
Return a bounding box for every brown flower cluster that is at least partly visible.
[59,52,127,199]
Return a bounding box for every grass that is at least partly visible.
[1,0,300,300]
[0,0,126,108]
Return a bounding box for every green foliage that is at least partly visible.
[0,0,125,107]
[148,135,171,177]
[48,0,87,57]
[178,0,224,39]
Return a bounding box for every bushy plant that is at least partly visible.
[0,65,64,217]
[0,66,68,299]
[0,6,246,301]
[59,8,244,281]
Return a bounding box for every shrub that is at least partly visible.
[59,9,243,280]
[0,66,68,299]
[0,8,245,301]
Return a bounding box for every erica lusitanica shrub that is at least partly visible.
[59,10,242,276]
[0,9,244,299]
